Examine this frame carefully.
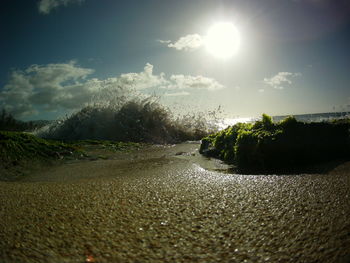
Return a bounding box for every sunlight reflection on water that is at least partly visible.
[217,117,256,129]
[217,112,350,130]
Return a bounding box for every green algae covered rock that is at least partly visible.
[200,115,350,171]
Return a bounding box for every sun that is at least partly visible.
[205,22,241,59]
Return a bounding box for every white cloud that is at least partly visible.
[157,40,171,44]
[118,63,168,90]
[0,61,95,117]
[162,34,204,51]
[168,75,224,91]
[258,89,265,93]
[263,72,301,89]
[38,0,85,14]
[116,64,224,92]
[0,62,224,118]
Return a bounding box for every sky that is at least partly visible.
[1,0,350,120]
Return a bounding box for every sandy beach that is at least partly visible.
[0,143,349,262]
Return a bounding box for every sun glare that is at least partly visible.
[205,22,240,59]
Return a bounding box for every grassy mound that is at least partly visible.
[0,131,81,167]
[200,114,350,172]
[0,131,143,180]
[0,132,142,166]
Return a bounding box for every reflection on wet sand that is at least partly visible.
[1,143,349,262]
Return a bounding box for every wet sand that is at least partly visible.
[0,143,349,262]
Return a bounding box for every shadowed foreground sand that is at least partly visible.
[0,143,349,262]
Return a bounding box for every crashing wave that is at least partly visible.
[34,96,219,144]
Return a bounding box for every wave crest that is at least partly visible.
[35,97,219,143]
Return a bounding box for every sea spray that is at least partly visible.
[34,95,221,143]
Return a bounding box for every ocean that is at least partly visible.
[221,111,350,128]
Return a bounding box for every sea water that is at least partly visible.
[220,112,350,129]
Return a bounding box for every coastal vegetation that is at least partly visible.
[200,114,350,172]
[0,131,81,166]
[0,131,141,180]
[0,109,50,132]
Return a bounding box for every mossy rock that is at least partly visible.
[200,115,350,172]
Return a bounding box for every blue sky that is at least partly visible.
[1,0,350,120]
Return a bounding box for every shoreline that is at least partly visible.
[2,140,350,182]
